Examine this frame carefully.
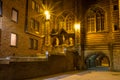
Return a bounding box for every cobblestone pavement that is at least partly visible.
[27,67,120,80]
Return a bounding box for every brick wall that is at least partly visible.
[0,52,75,80]
[0,0,44,57]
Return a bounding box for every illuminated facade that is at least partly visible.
[81,0,120,71]
[0,0,120,72]
[0,0,77,60]
[25,0,77,55]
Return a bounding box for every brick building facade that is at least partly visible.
[0,0,77,57]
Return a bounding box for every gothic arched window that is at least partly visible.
[87,7,105,33]
[96,12,101,31]
[56,16,64,30]
[87,15,96,32]
[66,15,75,33]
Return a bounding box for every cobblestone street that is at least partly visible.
[26,67,120,80]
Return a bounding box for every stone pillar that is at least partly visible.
[108,43,114,71]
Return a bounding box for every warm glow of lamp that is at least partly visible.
[74,23,80,30]
[74,23,80,45]
[44,10,50,20]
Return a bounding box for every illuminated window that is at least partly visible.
[87,15,95,32]
[11,8,18,22]
[10,33,17,47]
[91,16,95,32]
[96,11,105,32]
[87,16,91,32]
[96,13,101,31]
[87,8,105,33]
[66,15,75,32]
[57,16,64,29]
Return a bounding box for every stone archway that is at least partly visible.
[85,52,110,70]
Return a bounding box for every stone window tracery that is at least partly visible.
[66,15,75,33]
[87,8,105,33]
[57,16,64,30]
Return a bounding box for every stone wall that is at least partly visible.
[113,49,120,71]
[0,52,75,80]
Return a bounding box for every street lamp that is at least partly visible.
[44,10,51,55]
[74,22,86,70]
[44,10,50,20]
[74,23,80,47]
[44,10,50,46]
[74,23,81,56]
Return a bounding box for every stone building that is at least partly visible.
[80,0,120,71]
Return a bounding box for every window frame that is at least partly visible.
[0,1,2,16]
[32,0,40,13]
[30,18,40,33]
[113,24,119,31]
[32,0,35,10]
[35,21,39,32]
[66,15,75,32]
[11,8,18,23]
[87,8,105,33]
[29,38,38,50]
[87,15,96,33]
[10,33,18,47]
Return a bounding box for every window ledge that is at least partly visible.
[87,31,108,34]
[0,56,47,64]
[0,58,10,64]
[112,31,120,33]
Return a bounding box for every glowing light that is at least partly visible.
[44,10,50,20]
[74,23,80,30]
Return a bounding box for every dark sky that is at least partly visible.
[79,0,98,17]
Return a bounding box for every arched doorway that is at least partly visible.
[85,53,110,70]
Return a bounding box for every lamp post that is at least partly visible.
[44,10,51,55]
[44,10,50,20]
[79,22,86,70]
[44,10,50,46]
[74,23,80,53]
[74,23,86,70]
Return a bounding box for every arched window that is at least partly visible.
[96,12,101,31]
[91,15,96,32]
[56,16,64,30]
[87,15,96,32]
[87,7,105,33]
[96,9,105,32]
[66,15,75,33]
